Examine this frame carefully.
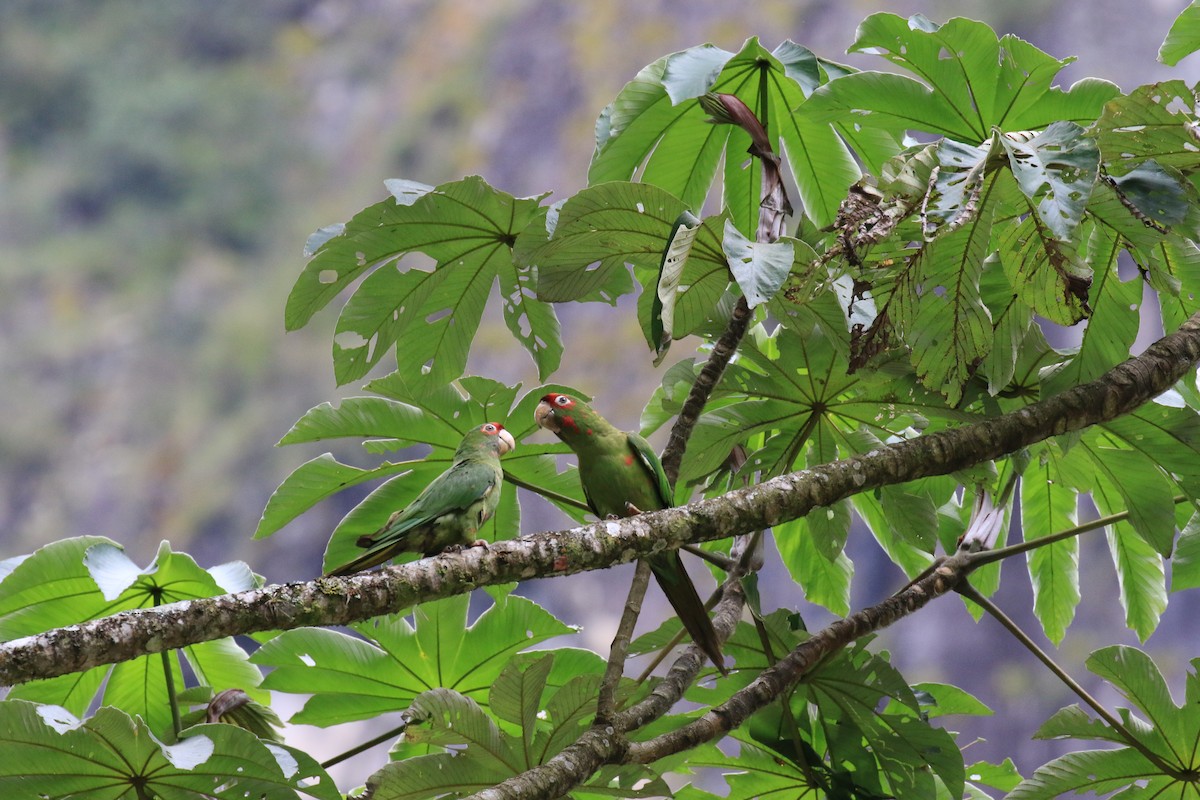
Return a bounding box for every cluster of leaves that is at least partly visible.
[0,538,338,797]
[7,6,1200,800]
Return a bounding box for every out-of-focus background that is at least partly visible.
[2,0,1197,785]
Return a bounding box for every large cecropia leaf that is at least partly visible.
[1,541,263,740]
[1009,647,1200,799]
[366,657,668,799]
[803,14,1120,143]
[251,593,601,727]
[589,37,865,231]
[0,701,337,799]
[1160,2,1200,65]
[287,176,562,386]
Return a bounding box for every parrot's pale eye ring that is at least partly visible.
[555,395,570,406]
[483,423,498,433]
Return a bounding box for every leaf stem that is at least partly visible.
[505,473,591,512]
[322,720,409,769]
[957,584,1185,779]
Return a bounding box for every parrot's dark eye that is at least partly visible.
[555,395,570,406]
[483,423,497,433]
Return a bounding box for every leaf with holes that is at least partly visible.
[289,176,561,386]
[2,541,262,740]
[803,14,1119,143]
[0,701,337,799]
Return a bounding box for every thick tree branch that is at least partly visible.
[624,551,967,763]
[467,579,747,800]
[2,310,1198,687]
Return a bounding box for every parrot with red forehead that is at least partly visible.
[535,393,725,672]
[326,422,516,576]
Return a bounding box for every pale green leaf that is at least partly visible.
[252,594,593,727]
[1172,511,1200,591]
[0,702,338,799]
[1160,1,1200,64]
[1000,122,1099,242]
[1021,464,1080,644]
[722,219,794,307]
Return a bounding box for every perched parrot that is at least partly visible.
[326,422,516,577]
[535,393,725,672]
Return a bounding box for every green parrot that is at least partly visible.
[535,393,725,672]
[326,422,516,576]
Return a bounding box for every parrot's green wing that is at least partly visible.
[361,457,500,548]
[626,431,674,510]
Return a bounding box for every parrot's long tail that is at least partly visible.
[324,546,393,578]
[647,552,727,674]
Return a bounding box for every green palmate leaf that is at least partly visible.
[682,612,968,798]
[0,702,339,800]
[1161,1,1200,65]
[1009,748,1164,799]
[1095,81,1200,176]
[256,454,431,545]
[289,176,560,386]
[252,593,597,727]
[772,516,853,615]
[1013,646,1200,799]
[1021,461,1080,644]
[2,541,262,740]
[1105,520,1169,642]
[591,37,861,230]
[978,255,1035,395]
[804,14,1119,143]
[261,378,589,561]
[999,123,1099,242]
[677,738,822,799]
[907,194,996,404]
[0,536,117,639]
[369,661,667,800]
[518,182,733,352]
[1088,445,1177,556]
[721,219,795,306]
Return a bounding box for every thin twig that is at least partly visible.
[322,721,409,769]
[971,494,1190,567]
[682,543,736,571]
[957,584,1186,779]
[597,561,652,723]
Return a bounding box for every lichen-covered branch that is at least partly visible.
[467,580,747,800]
[625,554,966,762]
[2,309,1198,687]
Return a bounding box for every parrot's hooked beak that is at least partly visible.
[497,428,517,455]
[534,400,560,433]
